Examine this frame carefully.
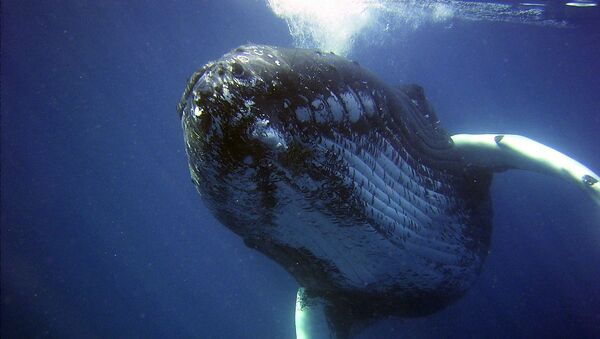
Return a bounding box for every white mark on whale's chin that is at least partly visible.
[326,92,343,122]
[251,118,288,150]
[221,83,233,103]
[295,106,311,122]
[340,90,362,123]
[358,91,376,117]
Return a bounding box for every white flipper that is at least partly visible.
[295,288,335,339]
[451,134,600,206]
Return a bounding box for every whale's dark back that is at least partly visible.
[179,45,493,317]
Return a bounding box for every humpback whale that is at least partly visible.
[177,45,599,338]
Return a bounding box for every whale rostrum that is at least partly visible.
[177,45,599,338]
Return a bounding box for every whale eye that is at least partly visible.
[231,62,245,78]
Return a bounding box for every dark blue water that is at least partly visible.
[2,1,599,338]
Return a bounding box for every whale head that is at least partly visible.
[177,45,315,237]
[177,44,390,239]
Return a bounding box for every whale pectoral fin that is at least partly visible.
[295,288,368,339]
[295,288,335,339]
[451,134,600,206]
